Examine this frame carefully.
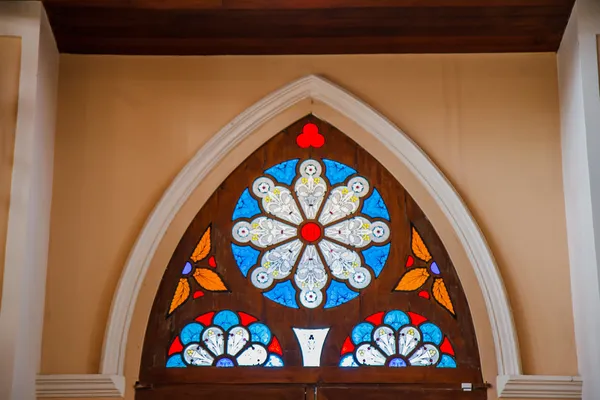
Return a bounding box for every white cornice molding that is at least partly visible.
[36,375,125,398]
[497,375,583,398]
[34,374,583,398]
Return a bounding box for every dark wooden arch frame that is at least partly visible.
[137,116,487,399]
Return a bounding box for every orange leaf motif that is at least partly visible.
[169,278,190,315]
[394,268,430,291]
[432,278,455,315]
[194,268,229,292]
[411,227,432,262]
[191,226,211,262]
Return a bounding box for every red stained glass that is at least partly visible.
[238,311,258,326]
[296,123,325,148]
[268,336,283,356]
[418,290,430,299]
[340,336,355,355]
[168,336,183,356]
[208,256,217,268]
[195,311,215,325]
[300,222,321,243]
[365,311,385,325]
[406,255,415,267]
[193,290,204,299]
[440,337,455,355]
[408,311,428,326]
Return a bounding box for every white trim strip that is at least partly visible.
[497,375,583,399]
[34,374,583,398]
[36,375,125,398]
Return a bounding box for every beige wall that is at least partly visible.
[0,36,21,308]
[42,53,576,398]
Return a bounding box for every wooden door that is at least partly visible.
[315,385,487,400]
[137,384,308,400]
[136,116,488,399]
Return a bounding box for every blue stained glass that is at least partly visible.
[231,244,260,277]
[180,323,204,345]
[166,354,186,368]
[323,159,356,185]
[383,310,409,330]
[339,354,359,367]
[263,280,299,309]
[216,358,235,368]
[437,354,457,368]
[265,354,284,367]
[232,188,261,220]
[389,358,407,367]
[182,261,193,275]
[362,243,391,278]
[264,159,299,185]
[248,323,272,345]
[213,310,239,331]
[324,280,359,308]
[420,323,443,345]
[361,189,390,221]
[351,322,374,345]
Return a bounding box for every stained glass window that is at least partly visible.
[139,117,485,399]
[293,328,330,367]
[339,310,456,368]
[394,226,455,315]
[231,158,391,309]
[166,310,284,368]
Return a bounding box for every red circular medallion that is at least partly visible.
[300,222,322,243]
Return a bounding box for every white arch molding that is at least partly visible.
[40,75,579,399]
[111,73,517,384]
[110,72,519,381]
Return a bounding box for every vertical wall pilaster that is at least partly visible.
[0,2,58,399]
[557,1,600,399]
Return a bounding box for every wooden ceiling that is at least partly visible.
[42,0,575,55]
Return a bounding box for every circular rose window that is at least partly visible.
[231,158,391,309]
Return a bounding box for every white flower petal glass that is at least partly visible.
[231,158,392,309]
[339,310,458,369]
[293,328,331,367]
[295,159,327,220]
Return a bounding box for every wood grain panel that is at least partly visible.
[43,0,574,9]
[42,0,574,55]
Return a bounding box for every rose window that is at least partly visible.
[231,158,392,309]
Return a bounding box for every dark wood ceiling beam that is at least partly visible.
[53,34,562,55]
[41,0,575,55]
[45,7,571,37]
[42,0,574,9]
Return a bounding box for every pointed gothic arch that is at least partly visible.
[138,115,490,399]
[101,75,520,393]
